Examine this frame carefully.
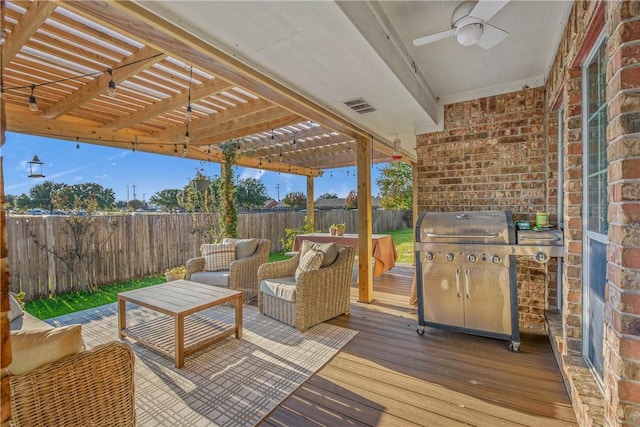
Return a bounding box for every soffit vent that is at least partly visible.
[343,97,377,114]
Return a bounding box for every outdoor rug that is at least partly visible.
[48,302,358,426]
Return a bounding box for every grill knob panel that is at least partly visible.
[425,252,434,261]
[467,254,477,263]
[446,253,455,262]
[491,255,502,264]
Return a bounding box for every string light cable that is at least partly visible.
[1,52,165,107]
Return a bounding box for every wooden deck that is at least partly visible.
[261,264,577,426]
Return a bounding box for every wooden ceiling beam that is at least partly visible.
[104,78,234,130]
[157,105,293,142]
[41,45,166,119]
[2,1,57,64]
[197,114,301,147]
[4,106,321,176]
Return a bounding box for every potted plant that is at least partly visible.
[165,266,186,282]
[194,168,209,192]
[329,224,337,236]
[335,223,346,236]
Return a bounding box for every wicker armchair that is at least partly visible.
[258,245,355,331]
[186,238,271,301]
[10,341,136,427]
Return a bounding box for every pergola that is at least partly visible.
[1,2,417,422]
[1,0,414,295]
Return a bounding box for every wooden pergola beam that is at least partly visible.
[153,99,277,141]
[196,113,303,147]
[3,107,322,177]
[41,46,167,119]
[104,78,234,130]
[1,1,57,64]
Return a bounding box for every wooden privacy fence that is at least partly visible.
[7,210,409,299]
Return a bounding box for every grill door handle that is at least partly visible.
[455,268,461,297]
[426,232,499,239]
[464,269,470,298]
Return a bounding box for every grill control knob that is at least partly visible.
[425,252,434,261]
[491,255,502,264]
[446,253,455,262]
[467,254,477,263]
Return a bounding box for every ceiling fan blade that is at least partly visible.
[413,28,456,47]
[476,23,508,49]
[470,0,510,22]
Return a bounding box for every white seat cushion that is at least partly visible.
[260,277,297,302]
[190,271,230,287]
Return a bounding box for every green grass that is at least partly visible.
[268,250,291,262]
[25,276,165,320]
[25,228,414,320]
[385,227,414,264]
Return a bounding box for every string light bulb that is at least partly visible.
[185,66,193,121]
[292,138,297,149]
[185,105,192,121]
[28,85,38,111]
[279,151,283,162]
[182,143,187,157]
[107,69,116,98]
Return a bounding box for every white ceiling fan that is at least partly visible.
[413,0,510,50]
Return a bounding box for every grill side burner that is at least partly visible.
[415,210,520,351]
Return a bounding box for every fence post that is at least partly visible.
[45,216,56,296]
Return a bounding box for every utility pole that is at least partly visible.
[275,183,280,201]
[132,185,137,201]
[126,185,129,202]
[142,193,145,204]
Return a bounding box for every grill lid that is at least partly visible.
[418,210,515,244]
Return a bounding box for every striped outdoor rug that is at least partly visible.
[49,302,358,426]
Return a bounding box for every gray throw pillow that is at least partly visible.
[299,240,338,267]
[223,238,259,259]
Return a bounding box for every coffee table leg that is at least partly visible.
[235,295,242,339]
[175,315,185,368]
[118,297,126,339]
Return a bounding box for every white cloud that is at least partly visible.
[238,168,263,180]
[108,151,129,161]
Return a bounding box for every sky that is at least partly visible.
[1,132,385,204]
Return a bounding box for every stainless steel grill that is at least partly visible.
[415,211,520,350]
[414,210,565,352]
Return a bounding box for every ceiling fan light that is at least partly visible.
[456,23,483,46]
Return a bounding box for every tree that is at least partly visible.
[14,194,32,212]
[282,191,307,210]
[316,193,338,202]
[127,199,144,211]
[236,177,269,210]
[377,162,413,210]
[150,189,182,212]
[29,181,66,213]
[54,183,115,211]
[345,190,357,209]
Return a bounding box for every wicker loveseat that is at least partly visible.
[8,310,136,426]
[186,238,270,301]
[257,243,355,331]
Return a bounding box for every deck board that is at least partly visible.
[260,264,577,426]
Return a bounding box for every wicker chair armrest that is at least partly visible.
[10,341,136,427]
[228,240,270,282]
[186,256,205,279]
[258,253,299,280]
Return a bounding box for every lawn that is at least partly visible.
[25,228,415,320]
[25,276,165,320]
[386,227,414,264]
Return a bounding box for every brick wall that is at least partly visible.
[416,86,555,329]
[603,1,640,424]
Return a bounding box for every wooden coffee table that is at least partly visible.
[118,280,242,368]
